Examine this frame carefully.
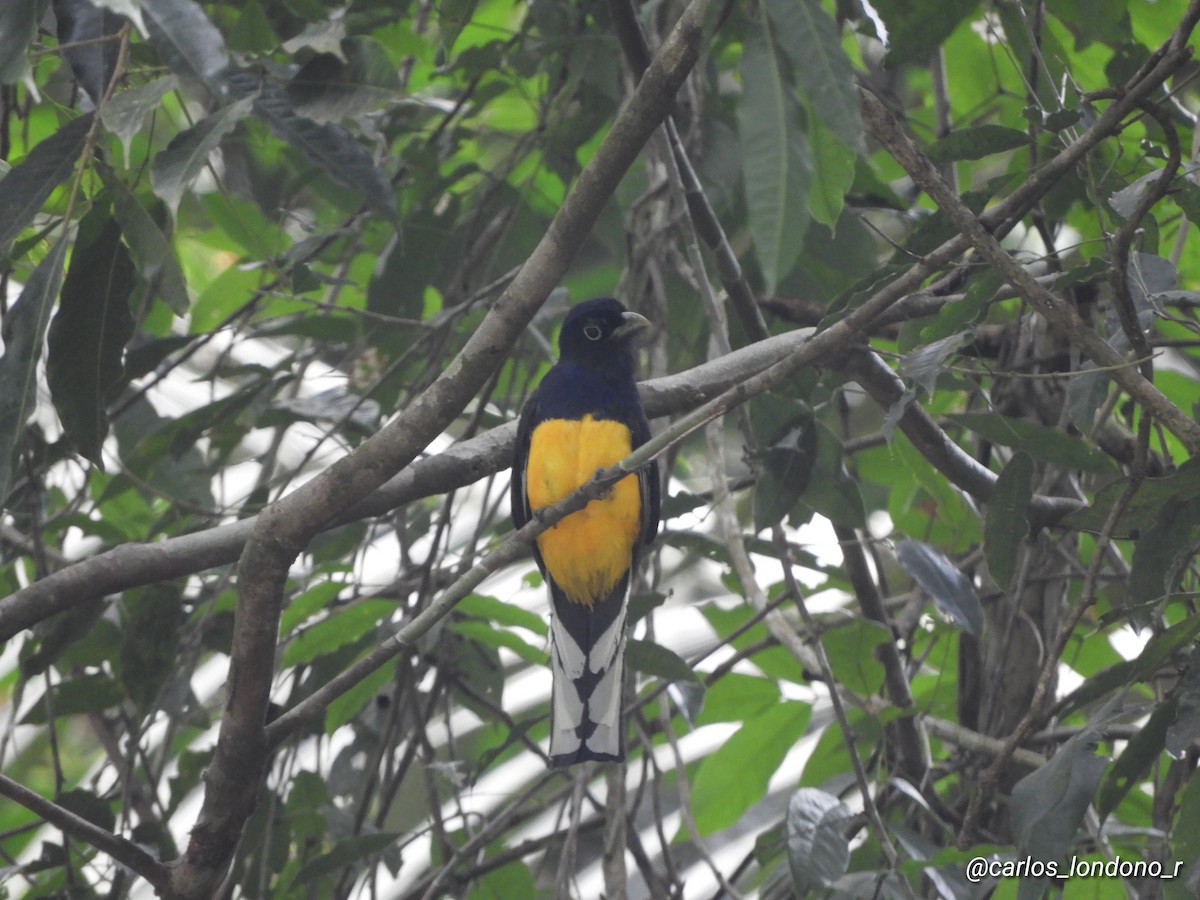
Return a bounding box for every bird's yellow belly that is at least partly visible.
[526,415,641,606]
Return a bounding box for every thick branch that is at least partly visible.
[168,4,717,897]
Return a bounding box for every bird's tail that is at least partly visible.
[547,575,629,765]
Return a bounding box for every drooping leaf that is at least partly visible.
[20,673,126,724]
[0,114,93,254]
[119,582,184,712]
[899,331,971,395]
[626,638,699,684]
[150,94,256,214]
[821,618,890,695]
[0,0,37,83]
[226,68,397,222]
[985,452,1033,591]
[926,125,1029,163]
[754,418,817,532]
[950,413,1118,475]
[287,36,402,123]
[798,421,866,528]
[287,832,402,888]
[871,0,980,68]
[140,0,230,85]
[1064,456,1200,537]
[0,238,69,506]
[54,0,125,105]
[1010,705,1113,898]
[786,788,853,893]
[895,539,983,636]
[282,599,395,668]
[101,167,189,314]
[739,25,810,294]
[99,75,179,162]
[765,0,864,152]
[47,212,137,463]
[690,701,810,835]
[1127,495,1200,607]
[1096,698,1173,822]
[1056,616,1200,717]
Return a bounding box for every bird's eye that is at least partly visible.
[583,324,603,341]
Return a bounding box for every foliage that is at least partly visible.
[1,0,1199,897]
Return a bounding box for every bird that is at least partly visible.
[511,298,661,766]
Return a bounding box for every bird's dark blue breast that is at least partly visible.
[533,362,644,425]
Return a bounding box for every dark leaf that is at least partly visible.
[626,639,699,683]
[0,114,93,254]
[99,75,179,161]
[985,452,1033,590]
[20,673,125,724]
[765,0,864,152]
[899,331,971,395]
[871,0,980,68]
[288,833,402,889]
[101,167,189,313]
[753,418,817,532]
[47,212,137,463]
[150,95,256,214]
[739,25,810,294]
[926,125,1029,163]
[895,539,983,636]
[226,68,397,222]
[1096,699,1173,822]
[140,0,230,85]
[287,36,401,123]
[1010,705,1113,897]
[0,238,69,506]
[0,0,37,83]
[57,788,116,832]
[786,788,853,893]
[119,583,184,712]
[53,0,125,105]
[950,413,1118,474]
[1128,495,1200,607]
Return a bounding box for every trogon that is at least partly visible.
[511,298,661,766]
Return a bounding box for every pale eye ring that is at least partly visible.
[583,324,603,341]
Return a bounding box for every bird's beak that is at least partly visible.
[611,311,652,340]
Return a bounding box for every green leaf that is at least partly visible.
[695,673,780,725]
[739,24,810,294]
[754,419,817,532]
[1056,616,1200,716]
[821,619,890,695]
[100,166,190,314]
[100,76,180,163]
[1064,456,1200,538]
[47,213,137,463]
[0,0,36,84]
[449,620,548,665]
[626,638,698,683]
[1010,708,1113,896]
[690,700,810,835]
[766,0,864,152]
[0,237,68,506]
[325,661,393,734]
[786,788,853,893]
[985,452,1033,590]
[950,413,1119,475]
[1128,495,1200,607]
[58,789,116,833]
[926,125,1029,163]
[1096,698,1173,822]
[140,0,231,85]
[799,422,866,528]
[282,599,395,668]
[801,108,855,232]
[20,673,125,724]
[871,0,980,68]
[0,114,93,254]
[288,832,401,888]
[456,593,547,636]
[119,583,184,712]
[226,69,398,222]
[895,539,983,636]
[150,95,256,214]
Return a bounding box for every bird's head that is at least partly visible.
[557,298,652,373]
